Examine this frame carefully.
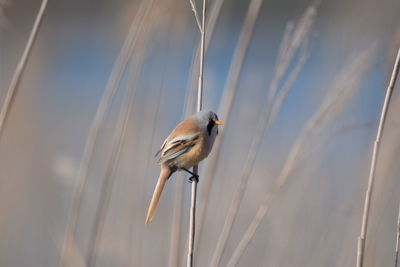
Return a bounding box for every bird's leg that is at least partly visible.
[181,167,197,177]
[181,168,199,183]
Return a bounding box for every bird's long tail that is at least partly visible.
[145,167,171,224]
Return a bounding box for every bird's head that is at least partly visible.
[196,110,222,136]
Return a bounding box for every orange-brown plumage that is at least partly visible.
[145,110,221,224]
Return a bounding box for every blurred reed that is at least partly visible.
[170,71,197,267]
[396,202,400,267]
[227,43,377,267]
[0,0,5,87]
[133,2,180,265]
[0,0,47,138]
[168,49,207,264]
[187,0,207,265]
[87,40,149,267]
[189,0,202,32]
[1,1,397,266]
[325,120,376,142]
[210,4,315,266]
[0,0,8,88]
[60,1,155,266]
[193,0,265,260]
[357,47,400,267]
[59,231,86,267]
[0,0,10,29]
[186,0,225,113]
[172,0,226,266]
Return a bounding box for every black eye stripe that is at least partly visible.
[207,119,215,135]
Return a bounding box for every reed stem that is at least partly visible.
[356,47,400,267]
[187,0,206,266]
[0,0,48,138]
[395,202,400,267]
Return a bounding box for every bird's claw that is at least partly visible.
[189,175,199,183]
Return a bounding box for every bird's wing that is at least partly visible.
[155,139,167,158]
[158,133,200,163]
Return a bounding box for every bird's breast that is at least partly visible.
[172,135,212,169]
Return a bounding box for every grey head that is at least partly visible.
[195,110,221,136]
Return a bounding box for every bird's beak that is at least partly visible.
[215,120,222,125]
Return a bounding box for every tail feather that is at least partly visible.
[145,168,171,224]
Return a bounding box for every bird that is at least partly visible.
[145,110,222,224]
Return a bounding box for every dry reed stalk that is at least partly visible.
[196,0,206,112]
[187,0,206,266]
[269,6,315,100]
[187,164,199,267]
[227,45,376,267]
[268,44,309,123]
[87,47,147,266]
[396,202,400,267]
[170,56,200,267]
[137,2,180,264]
[171,1,226,265]
[169,173,184,267]
[209,6,315,264]
[0,0,10,45]
[0,9,2,86]
[59,1,154,266]
[87,95,133,267]
[193,0,265,257]
[169,64,197,267]
[0,0,8,89]
[59,231,87,267]
[326,120,376,142]
[186,0,226,113]
[189,0,202,32]
[357,47,400,267]
[0,0,48,138]
[0,0,8,29]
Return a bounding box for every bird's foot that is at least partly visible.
[189,175,199,183]
[181,167,199,183]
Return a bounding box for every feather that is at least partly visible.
[158,133,200,163]
[168,133,199,145]
[145,167,171,224]
[163,145,194,161]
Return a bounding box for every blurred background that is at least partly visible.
[0,0,399,266]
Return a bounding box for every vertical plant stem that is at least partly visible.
[395,202,400,267]
[187,1,206,266]
[189,0,202,32]
[196,0,206,112]
[186,0,225,114]
[195,0,264,255]
[87,78,136,267]
[172,2,225,265]
[227,45,376,267]
[0,1,8,29]
[0,18,2,87]
[357,47,400,267]
[87,44,147,266]
[169,175,184,267]
[209,7,314,264]
[169,59,196,267]
[138,2,178,263]
[187,164,198,267]
[59,1,154,265]
[0,0,48,139]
